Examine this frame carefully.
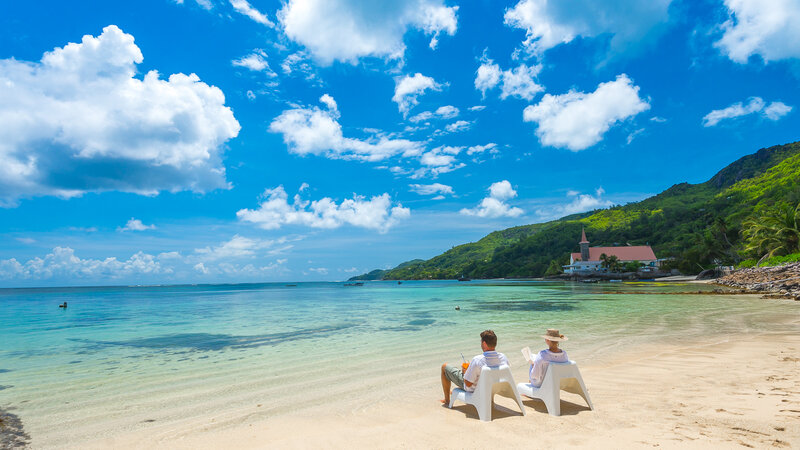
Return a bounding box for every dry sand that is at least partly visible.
[83,332,800,449]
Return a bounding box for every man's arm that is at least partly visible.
[461,363,475,388]
[463,360,480,388]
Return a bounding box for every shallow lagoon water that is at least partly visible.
[1,280,797,446]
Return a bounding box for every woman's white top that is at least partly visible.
[529,349,569,387]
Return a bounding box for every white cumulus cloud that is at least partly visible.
[412,146,465,178]
[445,120,472,133]
[702,97,793,127]
[270,94,423,161]
[408,105,459,123]
[393,73,443,116]
[538,187,612,220]
[0,247,166,280]
[230,0,274,26]
[460,180,524,218]
[193,235,288,261]
[466,143,499,155]
[0,25,240,207]
[715,0,800,64]
[118,218,156,232]
[475,54,543,101]
[475,59,501,96]
[237,185,410,233]
[409,183,454,195]
[504,0,672,57]
[523,74,649,151]
[232,49,277,77]
[278,0,458,65]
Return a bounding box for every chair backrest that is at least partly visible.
[542,361,585,395]
[475,364,512,393]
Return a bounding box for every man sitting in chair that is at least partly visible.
[440,330,509,406]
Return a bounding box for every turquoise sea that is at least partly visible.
[1,280,798,447]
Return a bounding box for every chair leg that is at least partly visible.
[511,386,526,416]
[575,374,594,410]
[545,390,560,416]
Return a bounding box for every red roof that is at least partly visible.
[579,228,589,244]
[571,246,656,262]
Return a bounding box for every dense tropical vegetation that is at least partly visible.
[350,141,800,280]
[742,203,800,265]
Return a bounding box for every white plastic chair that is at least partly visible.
[517,359,593,416]
[448,364,526,422]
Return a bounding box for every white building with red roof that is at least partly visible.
[563,229,658,274]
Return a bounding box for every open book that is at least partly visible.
[521,346,535,364]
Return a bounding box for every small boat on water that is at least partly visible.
[344,282,364,286]
[457,276,471,282]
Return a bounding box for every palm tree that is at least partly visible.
[599,253,609,270]
[599,253,621,272]
[743,203,800,266]
[607,255,621,273]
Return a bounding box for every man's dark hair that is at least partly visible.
[480,330,497,348]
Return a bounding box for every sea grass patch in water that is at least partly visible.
[70,322,363,352]
[0,408,30,449]
[470,300,577,312]
[407,319,436,326]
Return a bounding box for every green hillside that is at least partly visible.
[360,141,800,280]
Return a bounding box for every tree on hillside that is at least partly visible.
[743,202,800,266]
[544,260,562,277]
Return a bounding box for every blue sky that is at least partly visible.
[0,0,798,286]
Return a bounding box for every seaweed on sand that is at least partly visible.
[0,408,30,449]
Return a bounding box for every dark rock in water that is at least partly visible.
[0,408,30,449]
[696,269,719,280]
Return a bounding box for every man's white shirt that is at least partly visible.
[463,351,509,392]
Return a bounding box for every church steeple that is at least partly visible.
[579,228,590,261]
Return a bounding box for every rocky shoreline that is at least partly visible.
[714,262,800,300]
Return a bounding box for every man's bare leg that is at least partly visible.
[440,363,451,405]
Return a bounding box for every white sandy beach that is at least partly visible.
[74,330,800,449]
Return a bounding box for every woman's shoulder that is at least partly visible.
[540,349,568,360]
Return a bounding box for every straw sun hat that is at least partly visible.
[542,328,568,342]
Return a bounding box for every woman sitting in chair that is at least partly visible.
[529,329,569,387]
